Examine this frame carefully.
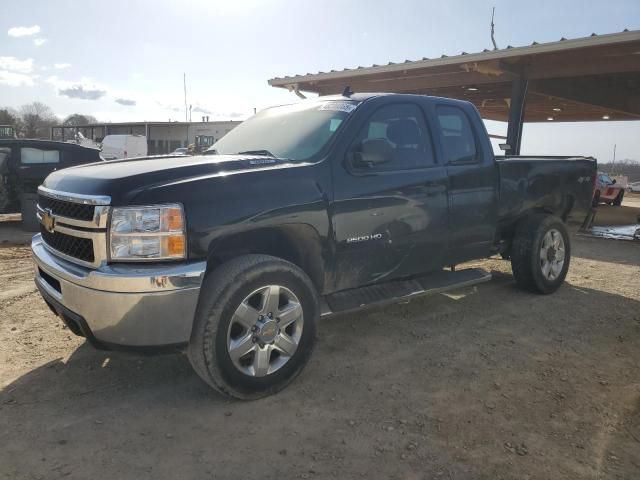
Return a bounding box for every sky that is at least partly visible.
[1,0,639,161]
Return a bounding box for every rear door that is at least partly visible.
[434,104,497,263]
[331,100,449,291]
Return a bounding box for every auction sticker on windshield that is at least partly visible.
[319,102,359,113]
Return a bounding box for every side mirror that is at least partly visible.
[351,138,393,168]
[612,179,617,184]
[499,143,511,152]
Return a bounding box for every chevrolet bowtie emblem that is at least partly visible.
[41,208,56,233]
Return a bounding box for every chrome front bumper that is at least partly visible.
[32,234,206,348]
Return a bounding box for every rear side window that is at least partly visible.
[436,105,478,164]
[350,103,436,171]
[20,147,61,164]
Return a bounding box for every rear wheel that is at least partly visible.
[612,190,624,206]
[510,214,571,294]
[188,254,318,399]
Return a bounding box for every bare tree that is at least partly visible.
[63,113,98,126]
[18,102,57,138]
[0,108,17,126]
[599,159,640,182]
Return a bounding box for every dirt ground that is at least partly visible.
[0,220,639,479]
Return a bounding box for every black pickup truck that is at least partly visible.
[32,93,596,399]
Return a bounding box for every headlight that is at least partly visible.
[109,204,186,261]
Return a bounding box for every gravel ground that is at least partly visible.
[0,234,639,479]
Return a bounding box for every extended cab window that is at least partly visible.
[436,105,478,164]
[20,147,61,164]
[349,103,435,172]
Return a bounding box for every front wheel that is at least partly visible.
[188,254,318,399]
[612,190,624,206]
[510,214,571,294]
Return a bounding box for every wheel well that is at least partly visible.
[558,194,574,221]
[206,225,326,292]
[497,195,574,255]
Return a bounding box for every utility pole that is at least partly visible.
[183,73,188,123]
[490,7,498,51]
[611,143,617,173]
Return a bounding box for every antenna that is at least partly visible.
[490,7,498,50]
[612,143,617,173]
[183,73,188,122]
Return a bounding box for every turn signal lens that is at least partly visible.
[163,207,184,232]
[164,235,186,257]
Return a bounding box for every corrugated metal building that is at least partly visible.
[51,120,242,154]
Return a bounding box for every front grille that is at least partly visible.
[40,226,95,263]
[38,195,95,221]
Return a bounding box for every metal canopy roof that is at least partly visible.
[269,30,640,122]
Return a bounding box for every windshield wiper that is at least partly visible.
[236,149,278,158]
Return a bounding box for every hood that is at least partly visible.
[42,154,295,204]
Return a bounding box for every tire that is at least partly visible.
[510,214,571,294]
[612,190,624,206]
[188,254,318,400]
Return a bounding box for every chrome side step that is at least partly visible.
[321,268,491,317]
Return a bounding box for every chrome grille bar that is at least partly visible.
[37,187,111,268]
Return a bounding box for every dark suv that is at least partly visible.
[0,139,102,229]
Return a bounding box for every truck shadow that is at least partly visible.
[1,278,639,479]
[572,234,640,266]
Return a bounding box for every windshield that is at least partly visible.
[208,100,359,161]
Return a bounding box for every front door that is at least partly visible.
[331,102,449,292]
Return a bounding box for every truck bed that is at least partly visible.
[495,155,596,232]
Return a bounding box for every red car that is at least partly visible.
[594,173,625,206]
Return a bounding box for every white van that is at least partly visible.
[100,135,147,160]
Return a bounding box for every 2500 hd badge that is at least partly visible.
[346,233,384,244]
